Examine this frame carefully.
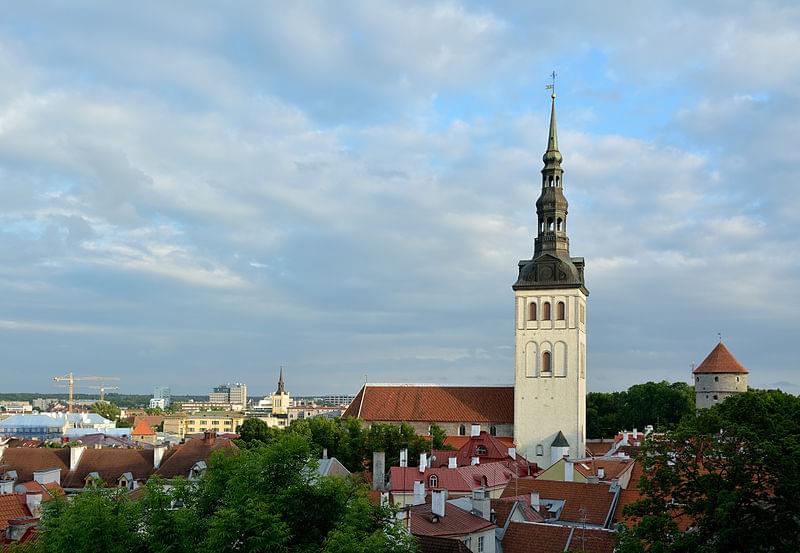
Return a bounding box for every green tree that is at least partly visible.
[428,422,448,450]
[91,401,121,422]
[618,390,800,553]
[236,418,279,446]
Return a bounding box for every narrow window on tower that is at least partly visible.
[542,351,552,373]
[543,302,551,320]
[459,424,466,436]
[556,176,560,187]
[556,301,565,320]
[547,217,554,231]
[489,425,497,437]
[556,218,563,231]
[528,302,537,321]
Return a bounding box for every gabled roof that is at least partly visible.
[551,431,570,448]
[491,497,544,527]
[390,461,515,493]
[0,494,30,531]
[433,431,518,468]
[693,342,748,374]
[0,449,70,483]
[410,502,496,538]
[343,385,514,423]
[500,479,616,526]
[502,521,616,553]
[572,457,636,482]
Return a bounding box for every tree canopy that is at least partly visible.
[90,401,121,421]
[617,389,800,553]
[31,432,417,553]
[587,380,694,438]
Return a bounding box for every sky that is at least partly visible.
[0,1,798,396]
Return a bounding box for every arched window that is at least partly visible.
[548,176,554,187]
[459,424,466,436]
[714,376,719,382]
[556,302,565,320]
[476,445,488,456]
[543,302,551,320]
[542,351,552,373]
[556,218,563,231]
[696,376,700,382]
[556,176,560,187]
[528,302,537,321]
[489,425,497,437]
[429,475,438,488]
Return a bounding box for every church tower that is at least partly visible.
[513,93,588,466]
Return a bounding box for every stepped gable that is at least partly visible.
[0,449,70,483]
[343,385,514,423]
[63,448,155,488]
[693,342,748,374]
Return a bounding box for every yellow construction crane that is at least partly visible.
[87,385,120,402]
[52,372,120,412]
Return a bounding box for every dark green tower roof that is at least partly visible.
[551,430,570,448]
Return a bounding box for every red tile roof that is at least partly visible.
[133,416,164,429]
[443,435,515,449]
[490,497,544,527]
[500,479,615,526]
[391,461,516,493]
[416,535,472,553]
[502,522,616,553]
[572,458,636,481]
[693,342,748,374]
[0,449,70,483]
[62,449,155,488]
[410,502,496,538]
[132,419,156,436]
[156,436,237,479]
[585,440,614,457]
[343,385,514,424]
[0,495,30,531]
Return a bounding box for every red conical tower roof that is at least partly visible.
[693,342,748,374]
[132,419,156,436]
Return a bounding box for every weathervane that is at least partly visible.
[545,70,557,97]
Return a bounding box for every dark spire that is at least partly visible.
[513,91,587,293]
[276,366,286,395]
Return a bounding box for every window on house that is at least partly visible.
[476,445,488,456]
[528,302,537,321]
[477,536,485,552]
[714,376,719,382]
[542,351,552,373]
[489,425,497,437]
[459,424,466,436]
[736,377,740,382]
[429,475,438,488]
[543,302,551,320]
[713,395,718,400]
[535,444,544,456]
[696,376,700,382]
[556,301,565,320]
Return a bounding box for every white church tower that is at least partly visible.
[513,92,588,467]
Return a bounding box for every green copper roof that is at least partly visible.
[551,430,570,447]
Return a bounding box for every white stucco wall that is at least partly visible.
[514,288,587,467]
[694,372,748,409]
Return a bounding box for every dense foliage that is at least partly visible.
[617,390,800,553]
[238,417,449,474]
[90,401,121,421]
[30,433,417,553]
[586,381,694,438]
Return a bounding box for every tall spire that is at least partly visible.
[543,93,563,169]
[276,366,286,395]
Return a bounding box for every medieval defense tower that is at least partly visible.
[513,93,588,466]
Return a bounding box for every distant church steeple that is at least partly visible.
[276,366,286,395]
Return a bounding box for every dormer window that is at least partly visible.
[476,445,488,456]
[429,475,438,488]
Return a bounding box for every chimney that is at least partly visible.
[564,460,574,482]
[322,448,328,460]
[25,493,42,517]
[531,491,540,510]
[471,456,480,466]
[413,480,425,505]
[419,453,427,473]
[372,451,386,491]
[622,431,629,445]
[508,447,516,459]
[597,467,605,479]
[400,448,408,468]
[70,445,86,471]
[153,444,168,469]
[431,489,446,517]
[448,457,457,469]
[203,431,216,445]
[0,480,13,494]
[633,428,638,438]
[5,518,37,542]
[470,424,480,437]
